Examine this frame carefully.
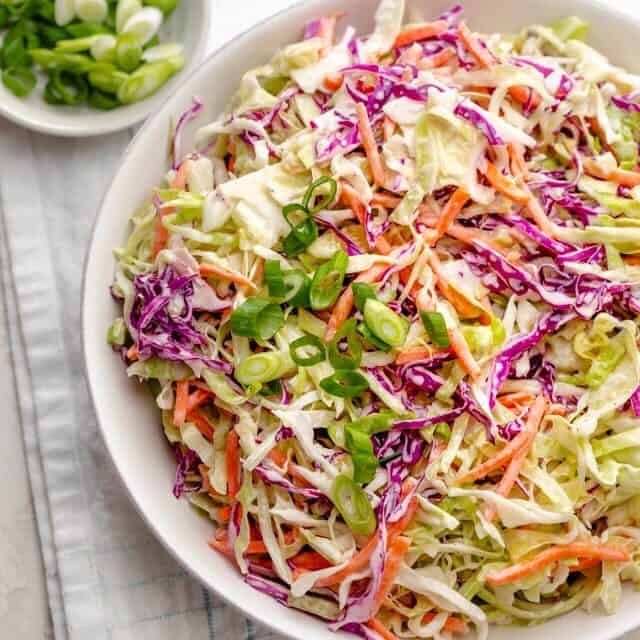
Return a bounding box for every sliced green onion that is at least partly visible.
[0,6,9,28]
[420,311,451,348]
[55,35,103,53]
[40,25,70,47]
[364,299,409,348]
[349,411,396,435]
[283,202,310,228]
[44,70,89,105]
[328,318,362,370]
[290,335,326,367]
[74,0,109,23]
[310,250,348,310]
[303,176,338,213]
[319,370,369,398]
[65,22,111,38]
[143,0,178,15]
[31,49,96,73]
[2,34,31,68]
[283,270,311,307]
[258,379,282,397]
[88,63,128,93]
[230,299,284,341]
[89,88,120,109]
[117,59,178,104]
[327,421,346,448]
[264,259,288,299]
[344,429,378,485]
[234,351,290,386]
[2,66,36,97]
[115,32,143,72]
[107,318,127,346]
[116,0,143,33]
[283,232,307,257]
[121,6,163,46]
[357,322,392,353]
[352,282,377,312]
[434,422,452,441]
[332,474,376,534]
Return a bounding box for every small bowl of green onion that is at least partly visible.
[0,0,210,137]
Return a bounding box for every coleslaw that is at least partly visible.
[109,2,640,638]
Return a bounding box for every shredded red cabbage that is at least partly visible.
[172,97,204,170]
[130,268,232,374]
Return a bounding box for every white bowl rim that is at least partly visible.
[82,1,640,638]
[0,1,211,138]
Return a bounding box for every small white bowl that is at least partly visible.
[0,2,210,137]
[84,1,640,639]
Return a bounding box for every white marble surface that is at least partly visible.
[2,1,640,639]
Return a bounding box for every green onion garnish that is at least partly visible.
[230,299,284,341]
[420,311,451,348]
[319,369,369,398]
[332,474,376,535]
[303,176,338,213]
[290,335,326,367]
[234,352,290,386]
[310,249,348,310]
[357,322,392,352]
[282,270,311,307]
[344,428,378,484]
[328,318,362,370]
[264,260,288,299]
[258,379,282,397]
[363,299,409,348]
[349,411,396,435]
[352,282,377,312]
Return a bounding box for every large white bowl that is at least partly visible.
[83,1,640,638]
[0,1,210,137]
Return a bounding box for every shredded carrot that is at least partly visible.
[508,85,542,110]
[372,192,401,209]
[448,326,481,380]
[486,543,629,587]
[624,255,640,266]
[548,403,567,416]
[383,115,397,142]
[356,103,386,188]
[199,263,256,289]
[434,188,470,242]
[421,613,468,634]
[323,72,344,92]
[508,143,530,180]
[173,380,190,427]
[218,505,232,524]
[187,388,212,413]
[483,162,531,204]
[316,492,418,588]
[584,159,640,187]
[524,189,558,237]
[394,20,448,48]
[497,391,535,411]
[457,22,494,68]
[226,431,241,499]
[340,182,393,255]
[395,346,433,365]
[209,536,233,558]
[324,249,396,341]
[199,464,211,492]
[370,536,412,617]
[367,618,399,640]
[457,23,540,109]
[291,551,332,571]
[319,14,338,56]
[126,343,139,361]
[288,463,318,489]
[187,409,214,441]
[418,47,456,70]
[570,557,602,573]
[456,410,542,485]
[427,252,485,320]
[153,160,190,257]
[485,396,547,520]
[268,447,288,468]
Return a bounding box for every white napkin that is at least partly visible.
[0,2,293,638]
